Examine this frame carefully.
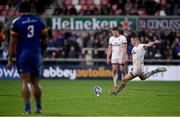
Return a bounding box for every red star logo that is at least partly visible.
[120,17,132,30]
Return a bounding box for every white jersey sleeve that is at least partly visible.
[139,44,146,50]
[121,35,127,44]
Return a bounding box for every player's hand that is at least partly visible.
[7,60,13,70]
[106,58,110,65]
[154,40,160,44]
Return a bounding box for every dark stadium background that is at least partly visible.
[0,0,180,116]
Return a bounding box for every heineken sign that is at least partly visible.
[46,16,180,31]
[138,17,180,30]
[48,17,137,30]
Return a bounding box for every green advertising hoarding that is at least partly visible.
[47,16,137,30]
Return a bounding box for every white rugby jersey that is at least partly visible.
[131,44,146,67]
[109,35,127,60]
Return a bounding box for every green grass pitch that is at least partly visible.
[0,80,180,116]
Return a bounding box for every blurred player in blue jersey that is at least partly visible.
[7,1,48,114]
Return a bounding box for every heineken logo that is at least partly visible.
[50,17,136,30]
[52,18,117,30]
[120,17,132,30]
[48,16,180,31]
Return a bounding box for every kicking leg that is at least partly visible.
[139,67,167,80]
[156,67,167,72]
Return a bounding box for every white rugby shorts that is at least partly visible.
[130,66,144,77]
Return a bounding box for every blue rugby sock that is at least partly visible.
[25,102,31,112]
[36,101,41,110]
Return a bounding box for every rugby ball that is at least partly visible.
[94,86,103,96]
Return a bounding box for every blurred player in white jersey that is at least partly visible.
[106,27,127,91]
[110,33,167,96]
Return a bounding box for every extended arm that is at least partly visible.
[144,40,160,48]
[41,28,48,56]
[7,34,17,69]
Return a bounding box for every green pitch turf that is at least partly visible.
[0,80,180,116]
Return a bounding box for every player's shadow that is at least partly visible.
[0,94,21,97]
[128,89,177,96]
[129,88,168,92]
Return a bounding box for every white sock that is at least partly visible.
[113,74,118,87]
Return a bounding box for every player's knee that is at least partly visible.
[140,77,146,80]
[139,75,147,80]
[34,83,41,89]
[122,78,128,83]
[22,79,29,84]
[121,70,126,75]
[112,70,118,75]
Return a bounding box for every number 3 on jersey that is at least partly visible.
[27,25,34,38]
